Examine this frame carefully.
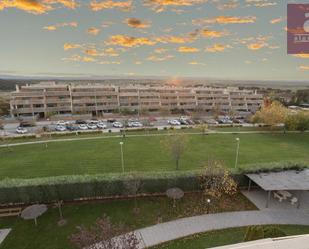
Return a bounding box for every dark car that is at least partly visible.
[107,118,117,123]
[66,124,79,131]
[75,120,87,125]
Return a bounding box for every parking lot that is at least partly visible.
[1,115,249,137]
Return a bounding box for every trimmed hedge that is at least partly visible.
[0,171,202,205]
[0,162,307,205]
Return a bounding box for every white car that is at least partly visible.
[78,124,88,130]
[113,121,123,128]
[168,119,181,126]
[97,122,107,129]
[16,127,28,134]
[56,120,68,126]
[87,123,97,130]
[132,121,143,127]
[55,125,66,132]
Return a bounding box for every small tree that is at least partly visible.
[70,215,140,249]
[244,226,286,242]
[0,97,10,116]
[124,175,143,214]
[198,123,208,136]
[199,160,237,201]
[161,132,188,170]
[251,101,288,130]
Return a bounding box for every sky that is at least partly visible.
[0,0,309,81]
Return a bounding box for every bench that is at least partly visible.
[273,192,284,202]
[0,207,22,217]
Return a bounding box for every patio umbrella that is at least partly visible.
[21,204,48,226]
[166,187,184,207]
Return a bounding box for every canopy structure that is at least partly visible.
[246,169,309,208]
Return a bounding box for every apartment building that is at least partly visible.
[10,82,263,117]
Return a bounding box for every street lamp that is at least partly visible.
[206,198,211,214]
[235,137,240,169]
[119,142,124,173]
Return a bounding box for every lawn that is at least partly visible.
[0,132,309,179]
[0,193,256,249]
[153,225,309,249]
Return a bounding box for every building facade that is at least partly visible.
[10,82,263,117]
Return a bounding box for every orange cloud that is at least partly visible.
[87,27,100,35]
[43,22,77,31]
[201,29,226,38]
[193,16,256,25]
[189,61,206,65]
[43,0,77,9]
[154,48,168,54]
[126,18,150,29]
[293,54,309,59]
[62,54,96,62]
[0,0,77,14]
[144,0,206,12]
[156,35,194,44]
[299,65,309,71]
[245,0,277,8]
[247,43,265,50]
[90,0,132,11]
[270,17,283,24]
[107,35,156,47]
[0,0,52,14]
[177,46,199,53]
[206,44,231,52]
[63,43,82,50]
[147,54,174,61]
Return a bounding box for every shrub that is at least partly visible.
[244,226,286,241]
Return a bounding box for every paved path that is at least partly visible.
[1,130,305,148]
[103,210,309,249]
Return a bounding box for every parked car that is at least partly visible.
[132,121,143,127]
[78,124,88,130]
[55,125,66,132]
[57,120,68,126]
[107,118,117,123]
[168,119,181,126]
[16,126,28,134]
[66,124,79,131]
[206,119,219,125]
[87,123,97,130]
[97,122,107,129]
[179,119,189,125]
[113,121,123,128]
[75,120,87,125]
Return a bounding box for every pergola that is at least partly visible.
[246,169,309,208]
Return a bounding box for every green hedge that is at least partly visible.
[0,171,202,204]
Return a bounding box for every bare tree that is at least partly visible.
[124,175,143,214]
[70,215,140,249]
[161,132,188,170]
[198,123,208,136]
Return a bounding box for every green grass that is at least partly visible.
[153,225,309,249]
[0,133,309,179]
[0,193,256,249]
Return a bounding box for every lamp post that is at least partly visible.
[235,137,240,169]
[206,198,211,214]
[119,142,124,173]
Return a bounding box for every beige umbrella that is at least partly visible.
[166,188,184,208]
[21,204,47,226]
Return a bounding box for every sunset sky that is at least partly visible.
[0,0,308,80]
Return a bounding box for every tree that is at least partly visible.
[251,101,288,129]
[69,215,140,249]
[161,132,188,170]
[285,112,309,132]
[0,97,9,116]
[199,160,237,200]
[244,226,286,242]
[124,175,143,214]
[35,127,50,148]
[198,123,208,136]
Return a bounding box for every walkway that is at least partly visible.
[104,209,309,249]
[0,130,305,148]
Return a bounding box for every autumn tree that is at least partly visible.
[251,101,288,129]
[161,132,188,170]
[0,97,9,116]
[198,123,208,136]
[199,160,237,202]
[285,112,309,132]
[70,215,140,249]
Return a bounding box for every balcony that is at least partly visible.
[45,91,70,97]
[12,92,44,97]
